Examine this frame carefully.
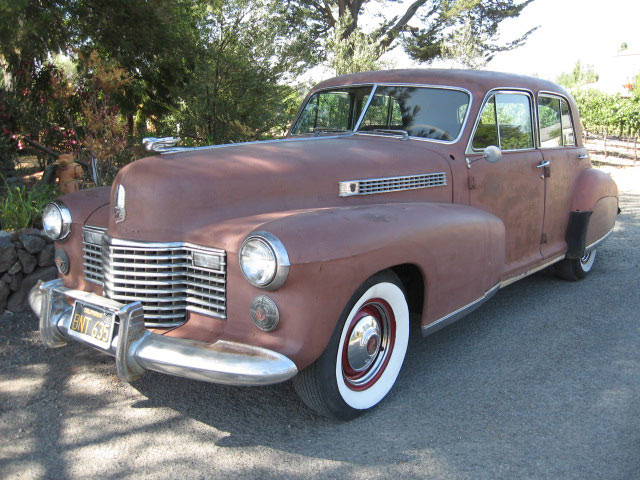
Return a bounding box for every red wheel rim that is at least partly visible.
[341,298,396,391]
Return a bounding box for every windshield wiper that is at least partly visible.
[313,127,351,136]
[370,129,409,139]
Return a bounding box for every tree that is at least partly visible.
[556,60,598,89]
[281,0,537,68]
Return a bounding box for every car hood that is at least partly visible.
[110,135,453,241]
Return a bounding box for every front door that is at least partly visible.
[467,91,546,278]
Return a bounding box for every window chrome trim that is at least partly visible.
[353,83,378,131]
[537,90,577,148]
[465,87,537,155]
[160,135,346,155]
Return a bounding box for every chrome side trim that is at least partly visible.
[585,226,614,253]
[28,281,298,386]
[159,135,345,155]
[338,172,447,197]
[500,254,565,288]
[421,283,500,337]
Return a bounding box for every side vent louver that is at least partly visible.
[339,172,447,197]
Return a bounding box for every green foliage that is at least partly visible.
[283,0,536,67]
[328,12,386,75]
[574,89,640,138]
[0,178,57,230]
[556,61,598,89]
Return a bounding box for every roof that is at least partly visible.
[311,69,568,97]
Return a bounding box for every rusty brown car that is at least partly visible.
[29,69,619,419]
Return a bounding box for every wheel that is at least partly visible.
[293,271,410,420]
[555,248,597,281]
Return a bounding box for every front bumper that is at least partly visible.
[28,279,298,386]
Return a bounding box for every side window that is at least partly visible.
[496,93,534,150]
[538,96,562,147]
[472,96,498,149]
[472,92,534,150]
[560,99,576,146]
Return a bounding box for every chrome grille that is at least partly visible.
[339,172,447,196]
[82,226,226,328]
[83,226,106,284]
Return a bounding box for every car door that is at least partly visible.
[466,90,546,278]
[537,93,586,259]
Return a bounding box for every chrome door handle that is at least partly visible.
[578,154,588,159]
[536,160,550,168]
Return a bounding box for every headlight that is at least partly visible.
[42,201,72,240]
[239,231,290,290]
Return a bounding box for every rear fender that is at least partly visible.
[567,169,618,258]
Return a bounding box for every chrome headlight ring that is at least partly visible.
[239,231,290,290]
[42,201,72,241]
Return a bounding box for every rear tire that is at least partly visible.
[293,270,409,420]
[555,249,597,281]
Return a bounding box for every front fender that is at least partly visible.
[206,203,505,369]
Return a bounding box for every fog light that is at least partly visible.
[55,249,70,275]
[250,295,280,332]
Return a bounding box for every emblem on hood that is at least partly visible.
[114,184,126,223]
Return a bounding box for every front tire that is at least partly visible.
[555,248,597,281]
[294,271,409,420]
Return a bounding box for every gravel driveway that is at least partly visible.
[1,167,639,480]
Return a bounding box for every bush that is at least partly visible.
[0,178,57,231]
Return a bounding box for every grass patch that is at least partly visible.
[1,177,58,231]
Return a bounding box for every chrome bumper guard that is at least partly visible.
[28,279,298,386]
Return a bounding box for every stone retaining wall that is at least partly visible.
[0,229,57,314]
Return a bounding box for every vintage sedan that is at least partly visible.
[30,70,618,419]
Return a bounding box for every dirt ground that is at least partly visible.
[1,166,639,480]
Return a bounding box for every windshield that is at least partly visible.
[359,86,470,141]
[291,86,373,134]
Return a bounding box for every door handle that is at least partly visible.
[578,154,588,159]
[536,160,550,168]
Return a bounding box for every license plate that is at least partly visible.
[69,301,115,350]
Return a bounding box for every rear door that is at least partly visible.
[537,93,585,259]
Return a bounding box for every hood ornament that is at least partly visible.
[114,184,126,223]
[142,137,183,153]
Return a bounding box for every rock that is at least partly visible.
[6,266,57,313]
[0,280,9,313]
[19,232,46,254]
[0,236,17,273]
[9,272,22,291]
[37,244,55,267]
[1,273,10,283]
[17,249,37,274]
[8,261,21,275]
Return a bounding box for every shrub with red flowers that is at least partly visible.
[1,53,133,184]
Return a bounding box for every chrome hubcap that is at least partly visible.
[341,299,396,391]
[347,315,381,372]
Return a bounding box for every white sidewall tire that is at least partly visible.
[580,249,596,273]
[335,281,409,410]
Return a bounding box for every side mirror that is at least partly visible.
[483,145,502,164]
